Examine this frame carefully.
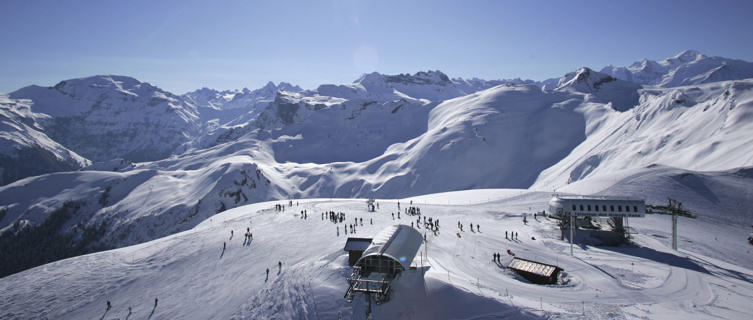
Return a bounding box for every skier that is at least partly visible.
[223,242,226,251]
[392,212,394,220]
[360,218,363,226]
[278,261,282,273]
[106,300,111,311]
[470,224,474,232]
[477,224,480,232]
[266,268,269,280]
[505,230,508,239]
[370,218,373,225]
[230,230,233,240]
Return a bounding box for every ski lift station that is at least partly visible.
[344,224,423,304]
[548,195,646,253]
[356,224,422,275]
[548,195,647,218]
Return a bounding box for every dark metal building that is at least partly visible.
[343,237,373,266]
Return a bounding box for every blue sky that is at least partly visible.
[2,0,752,94]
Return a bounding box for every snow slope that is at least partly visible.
[0,141,288,250]
[2,189,752,319]
[532,79,753,191]
[0,95,90,185]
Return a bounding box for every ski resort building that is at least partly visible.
[547,195,646,218]
[507,257,563,285]
[548,195,647,251]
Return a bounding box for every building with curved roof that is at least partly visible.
[355,224,422,276]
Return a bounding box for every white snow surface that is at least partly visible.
[2,189,752,319]
[532,79,753,191]
[0,95,90,184]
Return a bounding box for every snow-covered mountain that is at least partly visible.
[532,78,753,191]
[8,75,202,163]
[600,50,753,88]
[3,72,753,251]
[2,51,753,281]
[0,95,90,185]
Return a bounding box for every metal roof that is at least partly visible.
[508,257,559,277]
[554,195,643,201]
[344,237,372,252]
[357,225,422,271]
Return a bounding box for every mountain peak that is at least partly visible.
[556,67,607,89]
[556,67,641,111]
[262,81,277,90]
[671,49,704,62]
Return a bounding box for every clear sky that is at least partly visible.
[2,0,752,94]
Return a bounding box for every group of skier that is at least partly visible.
[104,297,158,315]
[406,206,421,216]
[324,211,345,223]
[457,221,480,233]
